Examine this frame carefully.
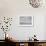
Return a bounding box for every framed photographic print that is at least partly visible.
[19,16,34,27]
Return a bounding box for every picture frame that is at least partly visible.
[18,16,34,27]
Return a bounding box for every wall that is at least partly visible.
[0,0,46,40]
[44,16,46,40]
[0,0,46,17]
[8,15,45,40]
[0,15,45,40]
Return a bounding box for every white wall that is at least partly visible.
[44,16,46,40]
[0,0,46,17]
[9,15,45,40]
[0,15,45,40]
[0,0,46,40]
